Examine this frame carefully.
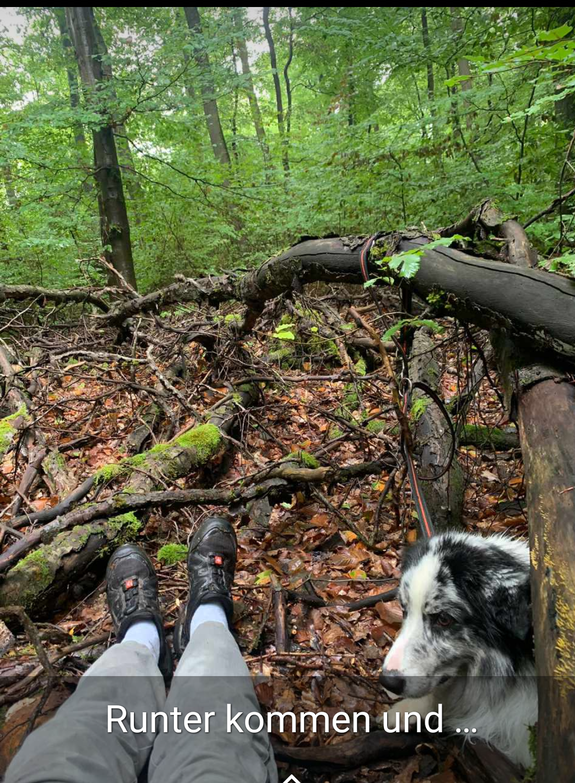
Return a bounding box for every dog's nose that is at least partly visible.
[380,670,405,695]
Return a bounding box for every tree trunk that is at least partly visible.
[421,9,435,111]
[86,16,142,207]
[232,8,272,171]
[183,7,231,167]
[410,328,464,530]
[2,165,18,208]
[518,380,575,783]
[449,7,474,130]
[53,8,89,156]
[477,205,575,782]
[65,7,137,290]
[283,7,294,137]
[263,7,289,174]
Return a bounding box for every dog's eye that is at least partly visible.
[432,612,454,628]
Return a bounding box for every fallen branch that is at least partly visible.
[272,733,522,782]
[0,284,110,312]
[0,607,55,679]
[0,458,394,575]
[287,585,398,610]
[524,185,575,229]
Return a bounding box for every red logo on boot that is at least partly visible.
[214,555,223,566]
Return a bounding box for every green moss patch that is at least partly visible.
[94,424,223,485]
[0,405,29,456]
[411,397,430,421]
[157,543,188,565]
[282,450,320,469]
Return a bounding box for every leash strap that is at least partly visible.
[359,234,443,540]
[401,380,435,538]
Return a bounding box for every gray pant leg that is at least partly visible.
[149,622,278,783]
[5,642,165,783]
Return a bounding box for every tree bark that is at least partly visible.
[283,7,294,137]
[53,8,90,160]
[183,7,231,167]
[263,7,289,174]
[449,7,474,130]
[410,328,464,530]
[231,8,272,172]
[421,9,435,108]
[518,380,575,782]
[65,7,137,290]
[2,165,18,208]
[476,204,575,783]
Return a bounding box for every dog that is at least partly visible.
[380,532,537,768]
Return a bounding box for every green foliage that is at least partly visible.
[282,450,321,469]
[370,236,468,284]
[108,512,142,538]
[157,543,188,565]
[365,419,385,434]
[541,252,575,276]
[0,8,573,287]
[382,318,444,342]
[411,397,431,421]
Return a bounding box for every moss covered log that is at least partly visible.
[0,514,141,611]
[459,424,519,450]
[0,384,258,615]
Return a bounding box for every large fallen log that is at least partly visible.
[97,233,575,361]
[3,228,575,362]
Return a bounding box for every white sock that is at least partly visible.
[189,601,228,639]
[122,620,160,662]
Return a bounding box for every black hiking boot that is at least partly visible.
[174,516,237,656]
[106,543,173,681]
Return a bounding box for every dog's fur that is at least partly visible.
[381,532,537,768]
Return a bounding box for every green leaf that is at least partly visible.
[273,322,296,340]
[382,318,444,341]
[538,24,572,42]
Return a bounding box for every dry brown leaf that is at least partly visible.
[375,600,403,627]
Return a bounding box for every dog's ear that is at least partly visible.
[492,577,532,642]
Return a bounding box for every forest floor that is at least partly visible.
[0,287,527,782]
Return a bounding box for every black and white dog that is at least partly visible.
[381,532,537,768]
